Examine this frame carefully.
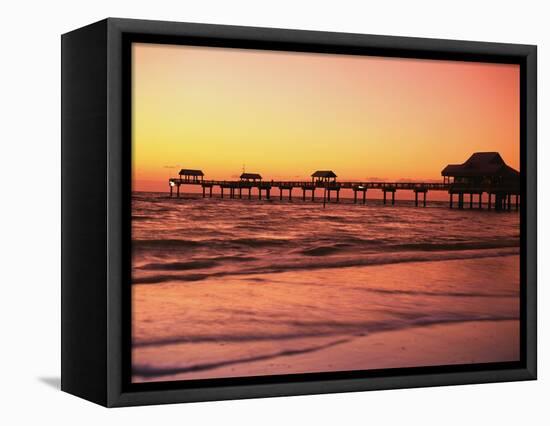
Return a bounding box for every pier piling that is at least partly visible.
[414,188,427,207]
[383,188,396,205]
[301,186,315,202]
[279,186,293,201]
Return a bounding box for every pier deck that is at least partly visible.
[168,178,519,211]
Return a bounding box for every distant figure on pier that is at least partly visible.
[178,169,204,183]
[240,172,262,182]
[311,170,337,186]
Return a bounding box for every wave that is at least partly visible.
[131,215,155,221]
[133,337,352,378]
[139,260,218,271]
[133,314,518,348]
[133,239,204,249]
[133,237,291,250]
[357,287,518,298]
[134,273,213,284]
[138,255,257,271]
[301,245,343,256]
[132,315,518,377]
[132,235,518,255]
[132,247,519,284]
[228,237,291,247]
[389,239,519,252]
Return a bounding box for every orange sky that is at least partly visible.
[132,42,519,192]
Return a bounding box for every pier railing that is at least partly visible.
[169,178,450,191]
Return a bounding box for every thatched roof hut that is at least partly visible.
[311,170,337,184]
[240,172,262,181]
[179,169,204,177]
[178,169,204,182]
[311,170,337,178]
[441,152,519,185]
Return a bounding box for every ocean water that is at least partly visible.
[131,192,520,382]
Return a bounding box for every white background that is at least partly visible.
[0,0,547,424]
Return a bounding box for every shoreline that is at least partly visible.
[133,319,519,383]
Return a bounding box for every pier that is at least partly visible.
[168,153,520,211]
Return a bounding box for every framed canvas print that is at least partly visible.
[61,18,537,407]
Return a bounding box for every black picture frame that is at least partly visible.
[61,17,537,407]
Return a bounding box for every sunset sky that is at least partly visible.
[132,42,519,192]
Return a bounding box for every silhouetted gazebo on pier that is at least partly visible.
[311,170,337,185]
[311,170,340,201]
[240,172,262,182]
[442,152,520,210]
[178,169,204,183]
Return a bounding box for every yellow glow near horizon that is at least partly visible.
[132,43,519,192]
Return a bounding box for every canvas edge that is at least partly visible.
[524,45,537,380]
[61,18,110,407]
